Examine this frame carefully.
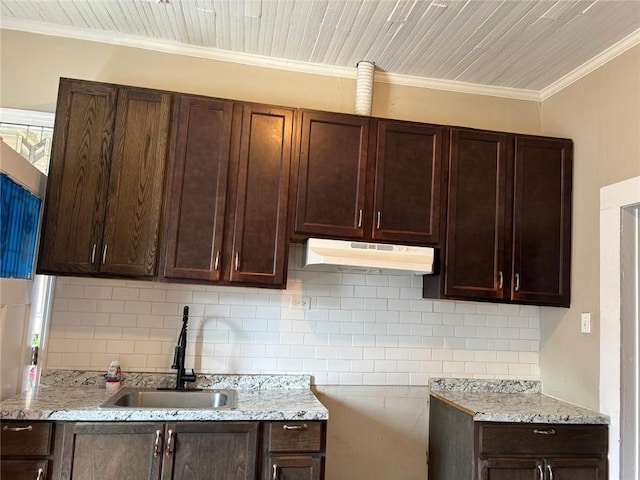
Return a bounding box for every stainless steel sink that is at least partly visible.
[100,388,237,409]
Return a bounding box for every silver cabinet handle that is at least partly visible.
[547,465,554,480]
[91,243,97,264]
[35,467,44,480]
[514,273,520,291]
[2,425,33,432]
[498,271,503,290]
[537,465,544,480]
[376,211,381,229]
[272,464,279,480]
[102,245,108,264]
[214,251,220,271]
[357,209,363,228]
[533,428,556,435]
[165,429,174,456]
[283,424,308,431]
[153,429,162,457]
[234,252,239,271]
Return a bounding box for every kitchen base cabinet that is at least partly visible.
[1,421,55,480]
[57,422,258,480]
[429,396,607,480]
[263,421,326,480]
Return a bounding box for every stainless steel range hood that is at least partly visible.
[304,238,435,274]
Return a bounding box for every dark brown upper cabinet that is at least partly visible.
[424,128,572,307]
[161,95,234,283]
[294,110,369,239]
[38,78,172,278]
[162,96,294,288]
[226,103,294,287]
[511,135,572,306]
[293,110,444,246]
[371,120,444,244]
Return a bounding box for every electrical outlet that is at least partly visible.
[581,313,591,334]
[291,296,311,310]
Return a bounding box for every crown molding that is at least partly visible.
[4,18,638,103]
[540,28,640,101]
[2,19,543,102]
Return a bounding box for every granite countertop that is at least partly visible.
[0,370,328,422]
[429,378,609,425]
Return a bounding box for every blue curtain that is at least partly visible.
[0,173,42,279]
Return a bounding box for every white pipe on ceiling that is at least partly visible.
[355,60,375,116]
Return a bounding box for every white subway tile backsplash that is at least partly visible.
[45,246,541,384]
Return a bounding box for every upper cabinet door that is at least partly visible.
[444,128,511,301]
[294,110,369,239]
[37,79,117,275]
[228,104,294,286]
[371,121,444,245]
[101,88,172,277]
[162,96,234,282]
[511,136,572,307]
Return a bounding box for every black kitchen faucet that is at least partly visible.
[171,306,197,390]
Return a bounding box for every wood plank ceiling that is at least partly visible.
[1,0,639,96]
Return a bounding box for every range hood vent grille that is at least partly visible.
[304,238,435,274]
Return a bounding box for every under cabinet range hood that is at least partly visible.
[304,238,435,274]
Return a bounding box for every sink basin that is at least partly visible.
[101,388,237,409]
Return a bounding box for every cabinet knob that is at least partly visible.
[537,465,544,480]
[357,209,363,228]
[498,271,504,290]
[376,211,381,229]
[91,243,97,264]
[533,428,556,435]
[547,464,554,480]
[234,252,240,271]
[214,251,220,271]
[102,245,108,264]
[272,464,279,480]
[514,273,520,292]
[2,425,32,432]
[36,467,44,480]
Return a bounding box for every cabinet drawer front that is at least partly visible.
[478,424,607,456]
[0,459,49,480]
[268,422,324,452]
[1,422,53,456]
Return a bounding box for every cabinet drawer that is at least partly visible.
[0,459,49,480]
[478,423,607,456]
[1,422,53,456]
[268,422,324,452]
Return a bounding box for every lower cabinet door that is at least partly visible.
[0,459,48,480]
[163,422,258,480]
[269,456,323,480]
[59,422,163,480]
[479,457,542,480]
[546,457,606,480]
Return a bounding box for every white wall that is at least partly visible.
[46,245,540,384]
[540,45,640,410]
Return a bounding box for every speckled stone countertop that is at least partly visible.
[429,378,609,425]
[0,370,328,422]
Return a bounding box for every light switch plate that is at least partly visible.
[581,313,591,334]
